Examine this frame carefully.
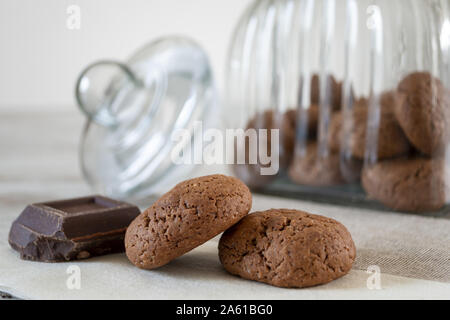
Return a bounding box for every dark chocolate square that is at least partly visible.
[8,195,141,262]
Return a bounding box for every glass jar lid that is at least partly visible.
[75,36,217,199]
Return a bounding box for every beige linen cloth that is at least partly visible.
[1,110,450,299]
[1,193,450,300]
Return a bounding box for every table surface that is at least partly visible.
[1,108,450,300]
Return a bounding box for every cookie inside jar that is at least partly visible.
[231,109,295,189]
[290,71,450,213]
[234,71,450,213]
[232,73,344,189]
[225,0,450,214]
[360,72,450,213]
[288,73,361,187]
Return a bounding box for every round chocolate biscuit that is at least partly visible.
[379,90,398,113]
[362,157,450,212]
[232,109,295,188]
[310,74,342,110]
[284,104,320,140]
[395,72,450,155]
[125,175,252,269]
[288,142,345,186]
[218,209,356,288]
[243,109,296,168]
[328,96,410,160]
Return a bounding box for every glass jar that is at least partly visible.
[75,37,217,200]
[226,0,450,213]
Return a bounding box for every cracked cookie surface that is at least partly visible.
[125,175,252,269]
[218,209,356,288]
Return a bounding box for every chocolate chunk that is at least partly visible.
[8,195,140,262]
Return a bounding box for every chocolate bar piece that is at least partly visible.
[8,195,140,262]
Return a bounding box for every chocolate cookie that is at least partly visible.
[288,142,345,186]
[395,72,450,155]
[310,74,342,110]
[125,175,252,269]
[218,209,356,288]
[245,109,295,168]
[328,95,410,160]
[362,157,450,212]
[379,90,398,113]
[232,109,295,188]
[284,104,320,140]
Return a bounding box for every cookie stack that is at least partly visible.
[234,74,341,188]
[237,72,450,213]
[362,72,450,212]
[125,174,356,288]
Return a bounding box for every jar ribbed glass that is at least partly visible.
[226,0,450,213]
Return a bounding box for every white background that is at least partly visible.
[0,0,253,110]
